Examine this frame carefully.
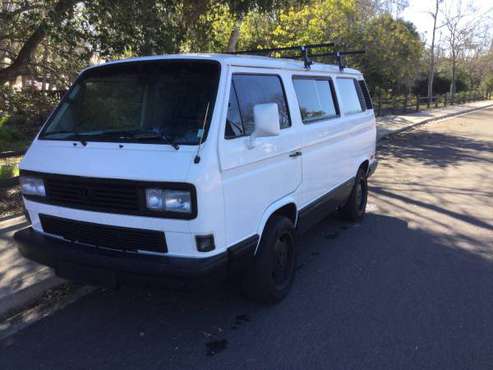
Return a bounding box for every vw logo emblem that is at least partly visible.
[79,188,90,198]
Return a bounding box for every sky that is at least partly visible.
[401,0,493,46]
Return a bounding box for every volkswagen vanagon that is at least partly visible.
[15,50,377,303]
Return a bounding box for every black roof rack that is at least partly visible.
[310,50,366,71]
[228,43,365,71]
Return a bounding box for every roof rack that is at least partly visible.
[310,50,366,71]
[228,43,365,71]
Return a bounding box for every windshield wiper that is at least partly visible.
[42,129,179,150]
[43,130,87,146]
[121,132,180,150]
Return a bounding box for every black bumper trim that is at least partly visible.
[14,227,258,281]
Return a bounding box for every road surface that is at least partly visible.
[1,107,493,369]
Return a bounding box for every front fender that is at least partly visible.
[255,196,298,254]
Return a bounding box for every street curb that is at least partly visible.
[0,284,96,341]
[376,102,493,144]
[0,275,65,319]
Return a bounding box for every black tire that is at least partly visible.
[340,167,368,222]
[242,216,296,304]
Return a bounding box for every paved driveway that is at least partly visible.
[1,108,492,369]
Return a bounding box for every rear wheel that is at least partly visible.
[242,216,296,304]
[340,167,368,222]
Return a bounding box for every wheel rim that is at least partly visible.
[272,233,295,289]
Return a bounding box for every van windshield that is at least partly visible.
[40,60,220,146]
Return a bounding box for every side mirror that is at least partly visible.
[249,103,280,148]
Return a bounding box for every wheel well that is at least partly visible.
[270,203,297,226]
[360,160,369,175]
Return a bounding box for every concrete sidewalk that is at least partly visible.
[0,98,492,318]
[0,216,63,318]
[376,99,493,141]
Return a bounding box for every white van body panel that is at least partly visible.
[217,67,303,247]
[255,195,298,250]
[21,140,195,182]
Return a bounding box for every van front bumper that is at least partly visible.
[14,227,257,284]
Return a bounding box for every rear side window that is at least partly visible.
[225,74,291,139]
[336,78,364,114]
[358,80,373,109]
[292,77,339,123]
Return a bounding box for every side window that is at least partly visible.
[225,84,245,139]
[358,80,373,110]
[292,77,339,123]
[336,78,364,114]
[230,74,291,137]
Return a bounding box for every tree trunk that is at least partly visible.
[226,17,243,53]
[427,0,440,104]
[41,42,49,91]
[450,57,457,99]
[0,0,77,85]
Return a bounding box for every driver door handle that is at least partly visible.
[289,151,302,158]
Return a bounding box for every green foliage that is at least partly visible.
[271,0,358,48]
[0,118,23,152]
[0,164,19,179]
[0,86,59,126]
[82,0,188,57]
[0,86,60,151]
[481,73,493,94]
[359,14,423,94]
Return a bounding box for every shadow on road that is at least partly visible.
[379,130,492,168]
[1,212,493,369]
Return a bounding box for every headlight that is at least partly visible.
[145,189,192,214]
[19,176,46,197]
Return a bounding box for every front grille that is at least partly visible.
[21,170,197,219]
[44,176,140,213]
[40,214,167,253]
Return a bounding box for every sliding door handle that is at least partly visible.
[289,151,302,158]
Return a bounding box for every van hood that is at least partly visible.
[20,141,194,182]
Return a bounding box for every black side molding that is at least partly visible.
[297,178,354,234]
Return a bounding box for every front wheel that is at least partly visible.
[340,167,368,222]
[242,216,296,304]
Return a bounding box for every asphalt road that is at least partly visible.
[1,108,493,370]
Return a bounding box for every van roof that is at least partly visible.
[84,53,363,76]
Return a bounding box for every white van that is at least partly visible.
[14,52,377,303]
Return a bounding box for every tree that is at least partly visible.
[0,0,79,85]
[360,14,423,94]
[364,0,409,18]
[427,0,441,104]
[441,1,478,98]
[223,0,302,52]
